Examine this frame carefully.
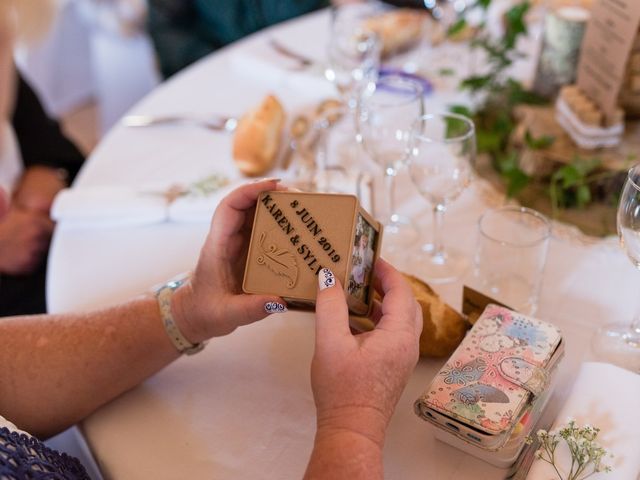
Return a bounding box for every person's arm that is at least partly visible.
[0,179,287,439]
[305,261,422,479]
[0,297,178,438]
[12,74,84,182]
[10,74,85,214]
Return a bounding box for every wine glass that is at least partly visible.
[408,112,476,283]
[592,164,640,372]
[357,73,425,253]
[324,5,382,110]
[322,9,382,191]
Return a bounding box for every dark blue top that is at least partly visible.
[147,0,329,78]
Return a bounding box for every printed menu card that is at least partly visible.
[576,0,640,121]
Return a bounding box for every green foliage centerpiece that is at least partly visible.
[447,0,631,237]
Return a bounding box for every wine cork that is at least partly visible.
[559,83,622,127]
[578,109,602,125]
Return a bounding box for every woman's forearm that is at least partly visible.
[305,430,384,480]
[0,294,180,438]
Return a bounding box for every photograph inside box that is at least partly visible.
[243,191,382,315]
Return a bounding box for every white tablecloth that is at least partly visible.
[48,9,639,480]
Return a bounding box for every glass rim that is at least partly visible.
[626,163,640,193]
[478,206,551,248]
[411,112,475,144]
[362,74,424,108]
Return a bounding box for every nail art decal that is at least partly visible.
[319,268,335,290]
[264,302,288,314]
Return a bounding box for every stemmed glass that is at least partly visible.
[324,21,381,110]
[408,112,476,283]
[322,7,382,192]
[357,74,425,252]
[592,164,640,372]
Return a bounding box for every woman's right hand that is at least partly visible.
[305,259,422,479]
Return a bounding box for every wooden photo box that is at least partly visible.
[243,191,383,315]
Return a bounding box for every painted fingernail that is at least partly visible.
[319,268,335,290]
[254,177,281,184]
[264,301,288,314]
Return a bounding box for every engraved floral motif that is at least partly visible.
[256,232,298,288]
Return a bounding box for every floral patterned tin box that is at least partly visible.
[415,304,564,457]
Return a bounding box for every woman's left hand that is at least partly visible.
[171,179,289,342]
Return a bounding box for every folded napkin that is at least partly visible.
[526,362,640,480]
[51,186,167,228]
[51,176,234,228]
[229,40,335,97]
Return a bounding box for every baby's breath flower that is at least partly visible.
[532,421,613,480]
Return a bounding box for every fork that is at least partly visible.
[122,114,238,132]
[268,38,316,70]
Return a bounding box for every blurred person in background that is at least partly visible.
[147,0,330,78]
[0,0,85,316]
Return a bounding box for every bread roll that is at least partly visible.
[404,274,469,357]
[364,9,426,57]
[356,272,469,357]
[233,94,285,176]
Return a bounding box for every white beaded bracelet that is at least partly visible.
[155,279,205,355]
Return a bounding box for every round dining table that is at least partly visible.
[47,8,639,480]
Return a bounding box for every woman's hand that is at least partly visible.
[13,166,68,215]
[0,206,54,274]
[171,179,289,342]
[305,259,422,479]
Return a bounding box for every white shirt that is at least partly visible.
[0,121,23,196]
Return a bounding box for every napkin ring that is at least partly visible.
[155,278,206,355]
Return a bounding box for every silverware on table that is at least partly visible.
[269,38,316,70]
[122,114,238,132]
